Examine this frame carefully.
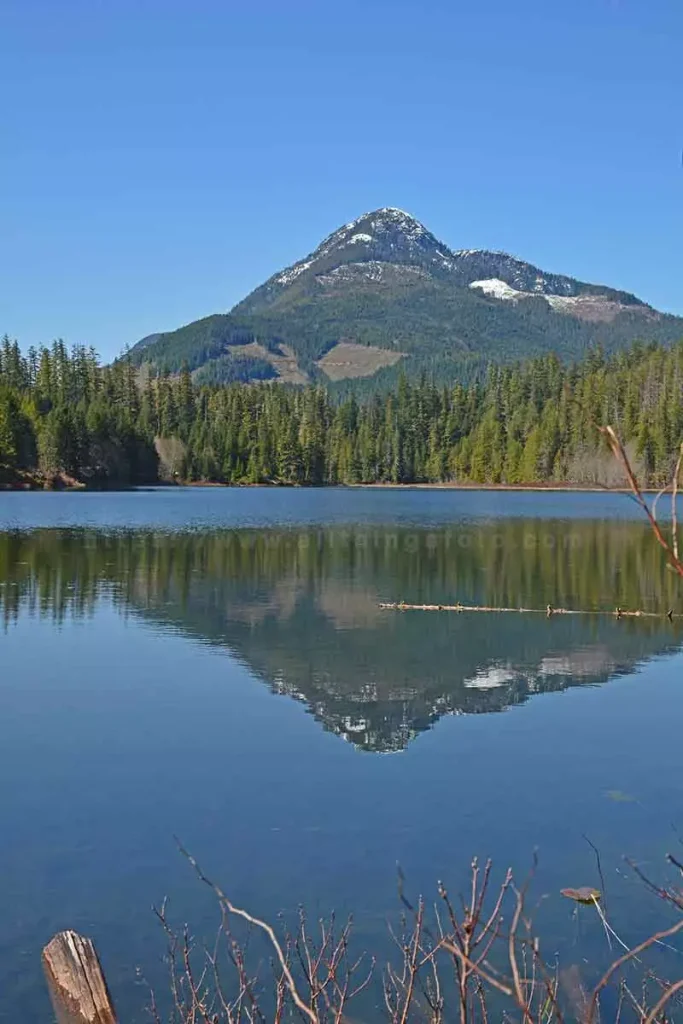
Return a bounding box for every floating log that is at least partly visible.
[42,931,117,1024]
[379,602,680,620]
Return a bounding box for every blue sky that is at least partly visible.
[2,0,682,361]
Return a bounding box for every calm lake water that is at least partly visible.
[1,488,683,1020]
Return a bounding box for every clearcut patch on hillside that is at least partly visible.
[316,341,405,381]
[230,342,309,384]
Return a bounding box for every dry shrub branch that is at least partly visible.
[600,427,683,578]
[148,849,683,1024]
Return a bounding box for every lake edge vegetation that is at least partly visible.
[146,846,683,1023]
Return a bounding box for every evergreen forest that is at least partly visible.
[1,335,682,488]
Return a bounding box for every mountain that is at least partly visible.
[128,208,683,387]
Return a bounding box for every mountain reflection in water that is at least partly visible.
[2,520,681,751]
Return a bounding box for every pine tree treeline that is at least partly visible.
[1,335,682,488]
[0,337,156,486]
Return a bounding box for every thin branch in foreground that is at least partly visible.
[600,427,683,577]
[148,848,683,1023]
[585,917,683,1023]
[175,839,318,1024]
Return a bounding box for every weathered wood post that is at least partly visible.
[42,931,117,1024]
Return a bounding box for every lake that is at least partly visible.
[1,488,683,1020]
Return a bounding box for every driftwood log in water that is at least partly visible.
[42,931,117,1024]
[379,602,680,620]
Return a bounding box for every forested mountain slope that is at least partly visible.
[128,208,683,387]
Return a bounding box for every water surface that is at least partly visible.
[1,489,682,1020]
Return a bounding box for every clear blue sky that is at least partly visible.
[2,0,682,361]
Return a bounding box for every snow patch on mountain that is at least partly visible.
[470,278,642,323]
[275,259,314,287]
[546,294,651,322]
[470,279,524,301]
[317,261,429,287]
[454,248,505,258]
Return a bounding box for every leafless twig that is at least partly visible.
[601,427,683,577]
[150,848,683,1023]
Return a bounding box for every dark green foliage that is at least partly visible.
[193,353,277,386]
[130,319,265,375]
[127,283,683,387]
[0,336,157,486]
[151,339,683,488]
[3,334,682,489]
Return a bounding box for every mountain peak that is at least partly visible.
[350,206,423,229]
[350,206,416,221]
[266,208,451,290]
[341,206,434,243]
[128,208,682,388]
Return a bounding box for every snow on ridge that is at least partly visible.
[470,276,583,305]
[453,248,510,259]
[470,279,524,301]
[344,207,425,233]
[470,279,628,321]
[275,213,567,293]
[546,294,583,312]
[275,259,313,287]
[433,248,455,268]
[370,206,419,222]
[318,261,429,285]
[275,209,434,286]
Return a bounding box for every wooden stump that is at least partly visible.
[42,931,117,1024]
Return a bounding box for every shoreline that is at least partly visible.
[176,480,654,494]
[0,480,650,494]
[346,482,636,493]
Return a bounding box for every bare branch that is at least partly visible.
[643,977,683,1024]
[175,840,318,1024]
[586,918,683,1022]
[600,426,683,577]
